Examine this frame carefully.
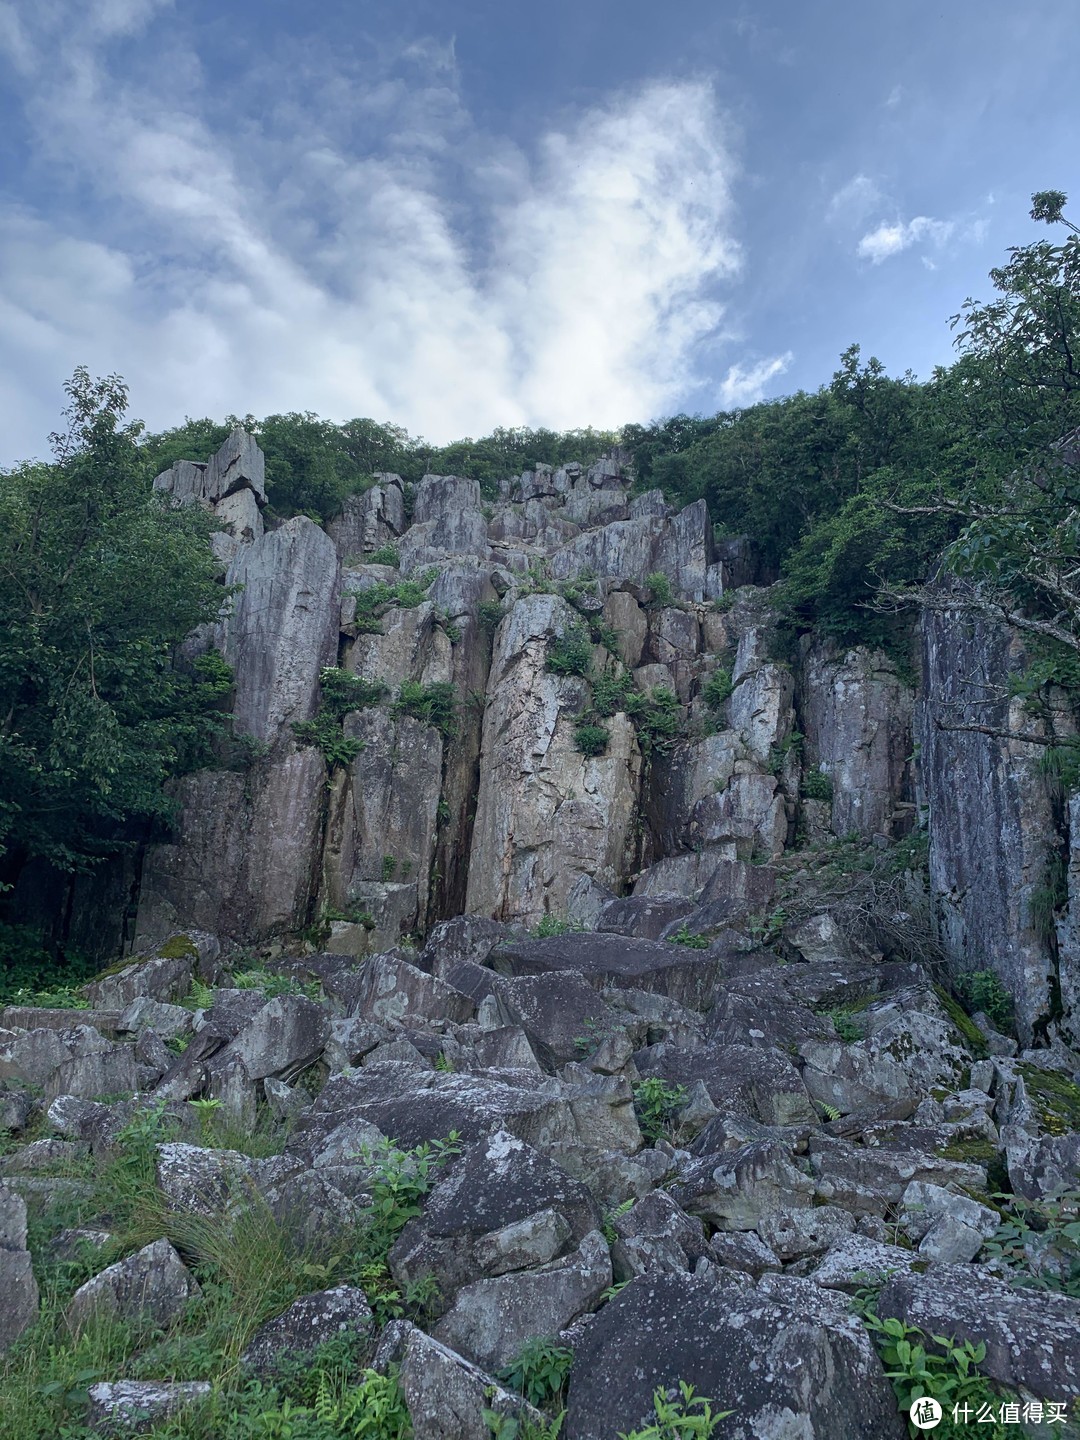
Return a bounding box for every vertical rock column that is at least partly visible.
[919,603,1059,1043]
[466,594,641,926]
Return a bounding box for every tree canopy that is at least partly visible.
[0,370,229,890]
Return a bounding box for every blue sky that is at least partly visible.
[1,0,1078,465]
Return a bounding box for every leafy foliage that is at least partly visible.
[0,370,226,890]
[392,681,458,739]
[496,1338,573,1409]
[982,1189,1080,1296]
[954,970,1014,1032]
[632,1077,688,1143]
[574,722,610,757]
[617,1381,732,1439]
[545,626,594,678]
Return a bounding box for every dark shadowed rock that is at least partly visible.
[564,1272,904,1440]
[635,1042,815,1127]
[487,933,728,1010]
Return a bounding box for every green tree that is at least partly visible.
[0,369,226,892]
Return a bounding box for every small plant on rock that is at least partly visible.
[618,1380,732,1439]
[546,625,594,678]
[632,1077,689,1144]
[574,722,610,757]
[668,923,709,950]
[497,1337,574,1409]
[645,571,674,606]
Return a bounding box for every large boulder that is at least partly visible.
[65,1239,199,1333]
[487,933,729,1011]
[433,1230,611,1371]
[565,1272,904,1439]
[878,1265,1080,1401]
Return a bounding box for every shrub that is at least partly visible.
[701,668,733,711]
[668,923,709,949]
[632,1076,688,1143]
[497,1337,574,1408]
[393,681,459,739]
[800,768,834,803]
[479,599,506,630]
[632,687,683,755]
[645,571,674,606]
[546,626,593,678]
[368,544,400,566]
[954,969,1014,1032]
[574,722,610,757]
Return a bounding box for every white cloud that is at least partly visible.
[856,215,954,264]
[717,351,792,408]
[827,173,883,223]
[885,84,904,108]
[0,6,751,463]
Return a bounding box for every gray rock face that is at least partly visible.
[0,1183,38,1352]
[433,1229,611,1370]
[800,641,914,840]
[465,594,641,925]
[565,1272,904,1440]
[671,1141,816,1230]
[86,1380,212,1434]
[135,749,327,942]
[488,932,729,1011]
[220,517,340,746]
[241,1287,375,1375]
[65,1239,199,1332]
[328,476,406,560]
[230,995,329,1080]
[920,600,1059,1042]
[879,1264,1080,1401]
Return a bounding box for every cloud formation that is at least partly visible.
[856,215,954,264]
[0,3,779,464]
[717,352,793,409]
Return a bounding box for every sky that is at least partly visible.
[1,0,1078,466]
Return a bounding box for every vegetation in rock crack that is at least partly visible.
[573,721,610,757]
[545,625,594,678]
[496,1337,573,1408]
[617,1381,732,1439]
[391,680,459,739]
[644,572,674,607]
[292,667,387,768]
[367,544,400,567]
[855,1300,1018,1439]
[668,922,709,949]
[953,969,1014,1033]
[483,1402,565,1440]
[348,569,439,633]
[700,667,733,712]
[982,1188,1080,1296]
[632,1077,689,1143]
[799,768,834,803]
[533,915,581,937]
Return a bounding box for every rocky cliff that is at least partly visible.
[123,430,1078,1049]
[2,431,1080,1436]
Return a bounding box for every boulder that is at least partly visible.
[635,1042,814,1127]
[85,1380,212,1434]
[878,1264,1080,1401]
[230,995,329,1081]
[389,1323,548,1440]
[487,933,728,1011]
[241,1287,375,1375]
[0,1183,38,1352]
[670,1141,816,1230]
[433,1230,611,1371]
[65,1239,199,1332]
[564,1272,904,1440]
